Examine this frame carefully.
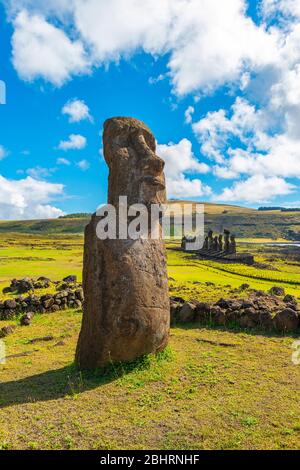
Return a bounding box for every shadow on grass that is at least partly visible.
[0,352,164,409]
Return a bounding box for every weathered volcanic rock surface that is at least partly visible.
[76,117,170,369]
[170,289,300,333]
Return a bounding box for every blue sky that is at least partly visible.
[0,0,300,219]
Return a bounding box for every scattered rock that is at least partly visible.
[43,297,54,309]
[4,299,17,309]
[20,312,33,326]
[178,302,196,323]
[0,325,16,338]
[239,308,259,329]
[274,308,299,332]
[216,298,231,309]
[75,289,84,302]
[63,275,77,283]
[269,286,285,296]
[194,302,210,323]
[211,306,226,326]
[259,310,274,331]
[240,283,250,290]
[283,295,298,311]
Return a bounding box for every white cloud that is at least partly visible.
[194,88,300,201]
[215,175,296,203]
[62,98,92,123]
[262,0,300,21]
[0,174,65,220]
[26,166,56,179]
[0,146,8,160]
[167,176,212,199]
[6,1,278,94]
[58,134,86,150]
[77,159,90,170]
[184,106,194,124]
[148,74,166,85]
[57,157,71,165]
[12,10,89,86]
[157,138,211,198]
[193,97,266,164]
[4,0,300,204]
[157,138,210,179]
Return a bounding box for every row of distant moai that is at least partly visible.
[181,229,237,255]
[202,229,236,255]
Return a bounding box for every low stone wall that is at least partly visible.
[171,291,300,334]
[0,288,84,321]
[1,280,299,336]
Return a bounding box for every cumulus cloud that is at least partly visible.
[26,166,56,179]
[4,0,300,204]
[77,159,90,170]
[167,176,212,199]
[0,174,65,220]
[12,10,89,85]
[194,67,300,201]
[262,0,300,21]
[157,138,209,178]
[193,97,267,164]
[184,106,194,124]
[6,1,278,94]
[62,98,92,123]
[157,138,211,198]
[57,157,71,165]
[58,134,87,150]
[215,175,296,203]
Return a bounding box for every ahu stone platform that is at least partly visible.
[182,229,255,265]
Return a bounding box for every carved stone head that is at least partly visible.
[103,117,166,208]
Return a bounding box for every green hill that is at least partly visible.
[0,202,299,240]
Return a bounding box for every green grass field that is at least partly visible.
[0,232,299,450]
[1,309,299,450]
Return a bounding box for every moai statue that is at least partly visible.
[229,234,237,254]
[208,230,214,250]
[213,236,219,251]
[76,117,170,369]
[218,234,223,252]
[224,229,230,253]
[202,235,209,252]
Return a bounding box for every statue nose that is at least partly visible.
[139,155,165,175]
[153,156,165,174]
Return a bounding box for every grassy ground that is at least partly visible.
[0,310,299,450]
[1,233,300,300]
[0,233,299,450]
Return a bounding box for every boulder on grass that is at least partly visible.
[274,308,299,333]
[63,275,77,283]
[194,302,211,323]
[0,325,16,338]
[269,286,285,296]
[178,302,196,323]
[4,299,17,309]
[211,306,226,326]
[20,312,33,326]
[259,310,274,331]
